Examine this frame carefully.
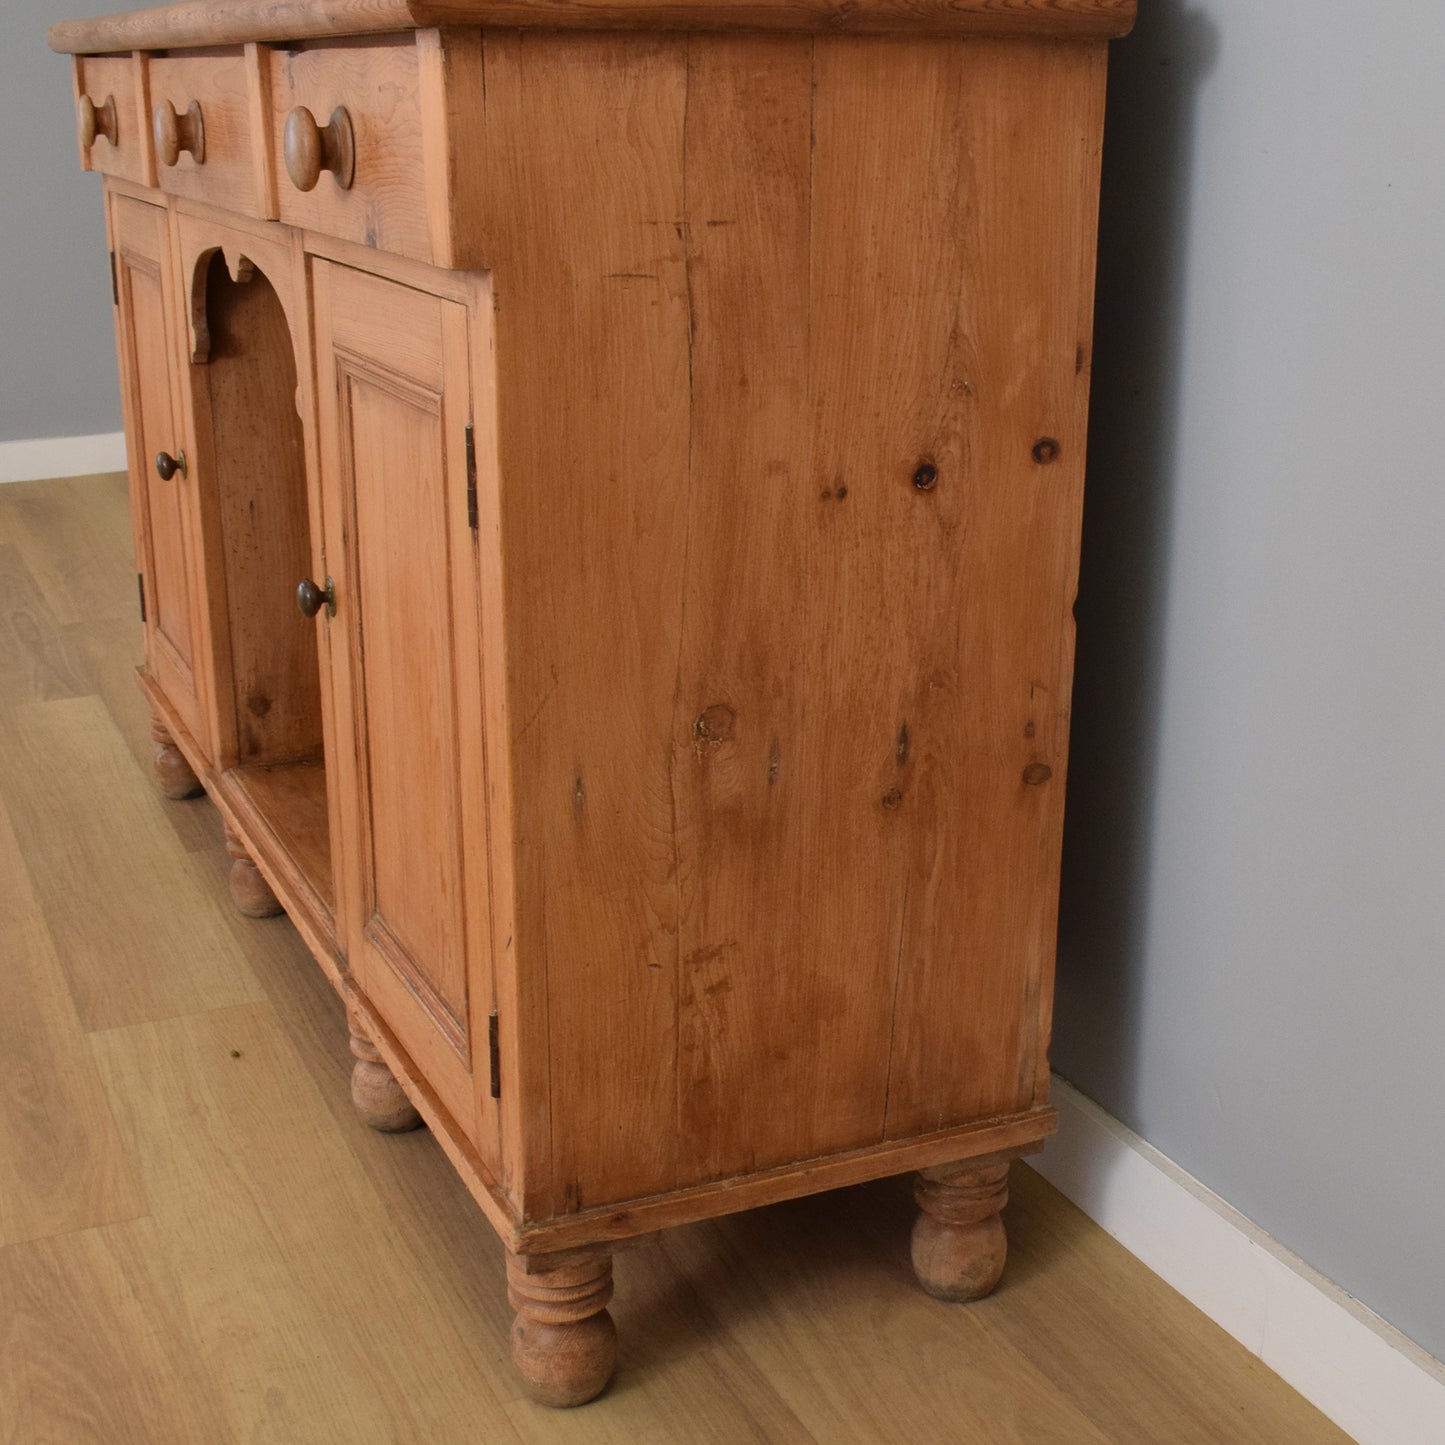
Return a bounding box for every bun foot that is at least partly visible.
[150,718,203,799]
[224,826,283,918]
[911,1160,1010,1302]
[507,1247,616,1407]
[346,1004,422,1132]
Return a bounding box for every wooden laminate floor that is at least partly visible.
[0,473,1352,1444]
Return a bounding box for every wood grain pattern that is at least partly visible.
[269,37,430,263]
[0,543,93,703]
[312,258,499,1167]
[149,50,259,212]
[0,696,264,1032]
[0,795,147,1247]
[73,53,150,185]
[185,243,321,770]
[477,31,1108,1220]
[230,759,333,906]
[0,472,136,630]
[880,37,1108,1129]
[49,0,1139,55]
[481,29,693,1219]
[109,192,212,754]
[0,1218,234,1444]
[87,1002,521,1442]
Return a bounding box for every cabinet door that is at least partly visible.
[312,260,495,1153]
[109,193,208,749]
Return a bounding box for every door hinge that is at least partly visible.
[136,572,147,622]
[488,1009,501,1099]
[465,422,479,532]
[109,251,119,306]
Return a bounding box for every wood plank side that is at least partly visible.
[882,39,1107,1136]
[669,34,821,1182]
[782,35,983,1159]
[49,0,1139,55]
[482,30,692,1218]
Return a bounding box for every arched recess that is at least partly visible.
[187,245,329,897]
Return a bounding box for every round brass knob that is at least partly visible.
[296,577,336,619]
[283,105,355,192]
[154,449,187,480]
[154,98,205,167]
[78,93,118,149]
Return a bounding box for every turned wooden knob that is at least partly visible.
[77,93,118,148]
[154,98,205,167]
[283,105,354,192]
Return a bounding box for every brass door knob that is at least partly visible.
[78,93,118,148]
[283,106,355,192]
[154,449,187,480]
[296,577,336,619]
[154,98,205,167]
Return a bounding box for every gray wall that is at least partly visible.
[1,1,124,443]
[1058,0,1445,1362]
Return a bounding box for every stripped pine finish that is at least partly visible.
[481,30,1104,1212]
[55,0,1128,1402]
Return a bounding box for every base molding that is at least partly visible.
[1028,1079,1445,1445]
[0,431,126,484]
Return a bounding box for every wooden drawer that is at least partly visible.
[149,49,267,216]
[74,52,151,185]
[268,37,430,264]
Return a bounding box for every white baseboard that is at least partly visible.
[0,432,127,484]
[1027,1079,1445,1445]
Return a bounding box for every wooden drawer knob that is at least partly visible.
[283,106,354,192]
[77,93,118,149]
[154,99,205,167]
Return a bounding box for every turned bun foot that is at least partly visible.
[911,1160,1010,1302]
[507,1248,617,1407]
[150,719,203,799]
[223,827,283,918]
[346,1005,422,1132]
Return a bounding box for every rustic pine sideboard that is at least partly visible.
[51,0,1135,1407]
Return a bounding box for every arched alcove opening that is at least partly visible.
[192,249,331,901]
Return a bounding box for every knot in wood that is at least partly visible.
[694,703,736,745]
[1022,762,1053,786]
[912,461,939,492]
[1032,437,1061,465]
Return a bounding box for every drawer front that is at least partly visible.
[149,50,264,215]
[269,38,430,264]
[74,53,150,185]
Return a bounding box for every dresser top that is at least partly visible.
[50,0,1136,53]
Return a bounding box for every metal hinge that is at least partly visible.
[109,251,119,306]
[465,422,478,531]
[488,1009,501,1099]
[136,572,146,623]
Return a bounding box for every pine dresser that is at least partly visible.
[50,0,1136,1406]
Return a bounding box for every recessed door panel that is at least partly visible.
[312,259,494,1153]
[110,194,205,745]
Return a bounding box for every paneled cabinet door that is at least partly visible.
[109,193,209,749]
[312,260,496,1159]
